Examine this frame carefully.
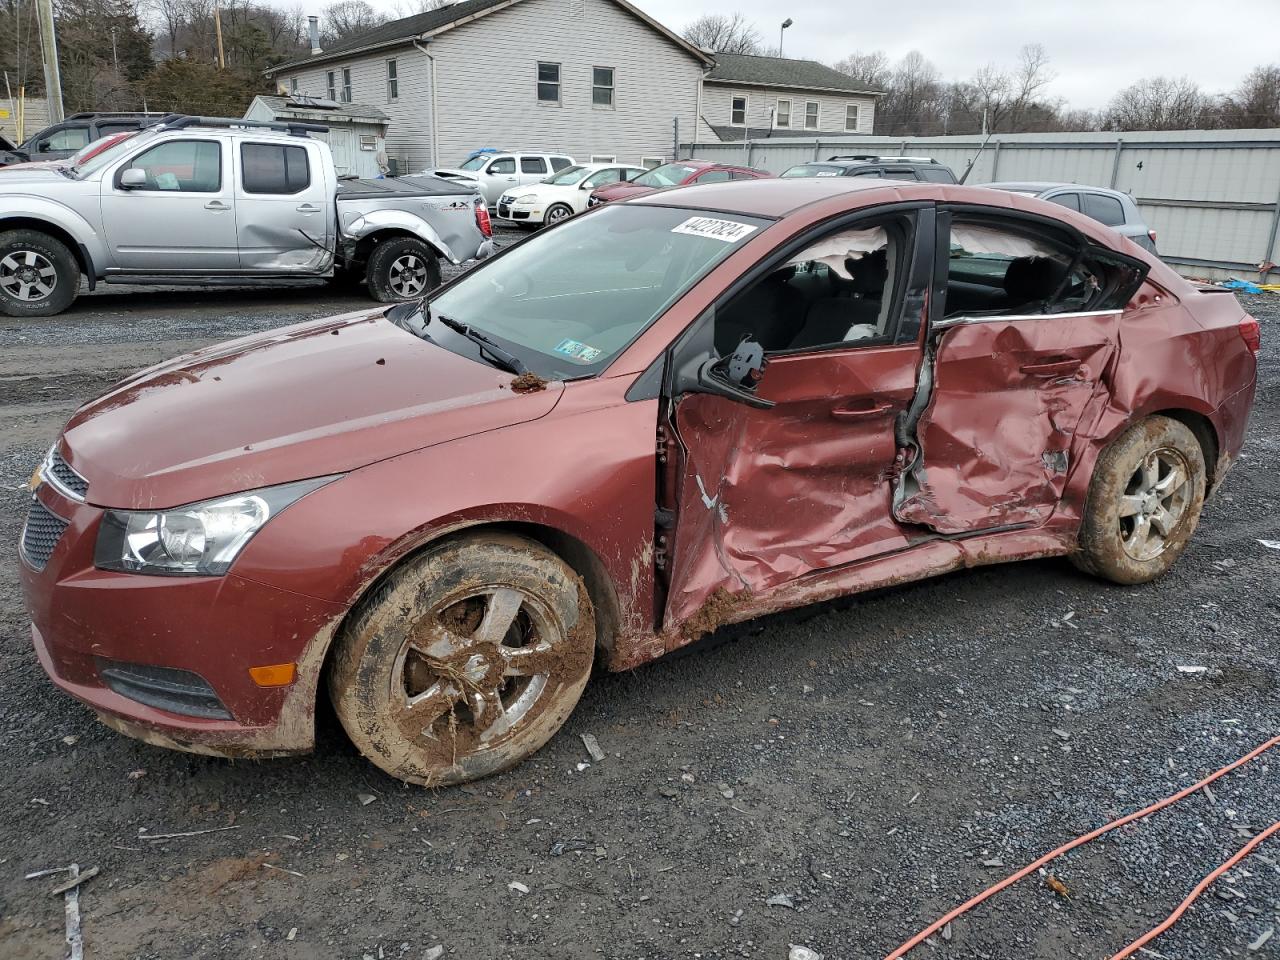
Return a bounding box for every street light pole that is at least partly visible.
[779,18,793,57]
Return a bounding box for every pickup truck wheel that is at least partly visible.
[366,237,441,303]
[0,230,80,317]
[329,533,595,786]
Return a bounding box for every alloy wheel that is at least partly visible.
[0,250,57,302]
[1117,447,1192,562]
[546,205,570,224]
[388,254,428,298]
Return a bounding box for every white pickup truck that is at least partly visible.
[0,114,496,317]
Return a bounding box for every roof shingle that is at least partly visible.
[706,53,883,96]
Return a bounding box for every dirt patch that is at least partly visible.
[678,586,754,642]
[509,372,548,394]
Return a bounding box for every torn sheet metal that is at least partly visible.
[664,348,918,629]
[894,313,1119,535]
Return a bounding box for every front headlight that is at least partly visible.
[94,477,336,576]
[514,194,538,203]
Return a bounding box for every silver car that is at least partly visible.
[0,115,495,317]
[985,181,1158,252]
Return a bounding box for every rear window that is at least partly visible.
[781,164,846,178]
[1083,192,1126,227]
[550,156,573,171]
[241,143,310,194]
[1048,192,1081,212]
[632,162,698,187]
[917,166,956,183]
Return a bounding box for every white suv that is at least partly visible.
[427,152,575,207]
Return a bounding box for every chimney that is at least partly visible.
[308,15,322,56]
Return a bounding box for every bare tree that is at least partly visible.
[320,0,385,44]
[831,50,890,90]
[1105,76,1212,131]
[1221,64,1280,127]
[682,13,762,55]
[390,0,451,16]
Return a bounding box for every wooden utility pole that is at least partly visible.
[35,0,63,123]
[213,0,226,70]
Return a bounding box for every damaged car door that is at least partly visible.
[893,209,1149,535]
[662,205,934,624]
[234,139,335,272]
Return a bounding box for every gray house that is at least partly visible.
[266,0,713,175]
[699,53,882,142]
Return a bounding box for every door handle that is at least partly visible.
[204,200,230,211]
[1020,359,1081,377]
[296,203,320,213]
[831,402,892,420]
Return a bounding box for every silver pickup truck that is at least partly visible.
[0,115,496,317]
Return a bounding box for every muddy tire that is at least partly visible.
[1072,416,1206,585]
[365,236,441,303]
[329,533,595,786]
[0,229,80,317]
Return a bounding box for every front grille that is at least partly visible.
[497,202,511,218]
[20,498,69,571]
[98,659,233,720]
[46,449,88,499]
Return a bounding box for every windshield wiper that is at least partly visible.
[433,312,528,376]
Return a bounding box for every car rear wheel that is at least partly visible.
[0,229,80,317]
[544,203,573,226]
[366,236,441,303]
[329,533,595,786]
[1072,416,1206,584]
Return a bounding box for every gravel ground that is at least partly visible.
[0,247,1277,959]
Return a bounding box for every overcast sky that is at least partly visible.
[358,0,1276,111]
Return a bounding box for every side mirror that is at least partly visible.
[696,337,774,409]
[119,168,147,189]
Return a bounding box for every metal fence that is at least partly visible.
[681,129,1280,281]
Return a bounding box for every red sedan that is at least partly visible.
[20,178,1258,786]
[587,158,769,206]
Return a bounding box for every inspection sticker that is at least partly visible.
[554,338,604,363]
[671,217,758,243]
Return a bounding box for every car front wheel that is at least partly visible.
[0,229,80,317]
[366,236,441,303]
[544,203,573,226]
[329,533,595,786]
[1073,416,1207,584]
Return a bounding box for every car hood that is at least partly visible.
[60,309,563,510]
[508,183,573,201]
[0,166,74,186]
[592,182,658,202]
[429,168,480,181]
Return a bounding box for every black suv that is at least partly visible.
[780,155,958,184]
[14,112,166,163]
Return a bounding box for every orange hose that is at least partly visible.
[1107,818,1280,960]
[884,734,1280,959]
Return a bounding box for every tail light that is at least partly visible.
[1239,315,1261,354]
[1147,229,1158,245]
[474,200,492,238]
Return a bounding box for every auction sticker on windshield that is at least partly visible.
[554,338,604,363]
[671,217,758,243]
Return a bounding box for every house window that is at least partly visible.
[804,101,819,129]
[776,98,790,128]
[845,103,858,131]
[341,68,352,103]
[641,156,663,169]
[590,154,616,163]
[386,60,398,101]
[537,62,560,103]
[359,135,377,151]
[730,95,747,126]
[326,71,336,100]
[289,78,298,94]
[592,67,614,107]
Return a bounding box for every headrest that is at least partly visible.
[848,248,888,295]
[1003,256,1066,305]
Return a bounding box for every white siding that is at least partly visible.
[277,0,704,173]
[284,49,433,174]
[428,0,701,167]
[701,82,875,137]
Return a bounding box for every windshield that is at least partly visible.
[459,155,490,171]
[631,162,698,188]
[544,165,588,185]
[427,205,768,378]
[781,164,846,178]
[74,130,155,178]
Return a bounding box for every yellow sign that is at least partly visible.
[0,109,10,119]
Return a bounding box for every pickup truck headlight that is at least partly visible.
[94,476,336,576]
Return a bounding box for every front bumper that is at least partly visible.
[496,197,541,223]
[19,484,347,758]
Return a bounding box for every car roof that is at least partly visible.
[985,181,1128,199]
[630,176,919,217]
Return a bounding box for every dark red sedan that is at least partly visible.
[20,177,1258,786]
[587,158,769,206]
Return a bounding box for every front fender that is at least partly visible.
[0,195,110,274]
[342,207,477,264]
